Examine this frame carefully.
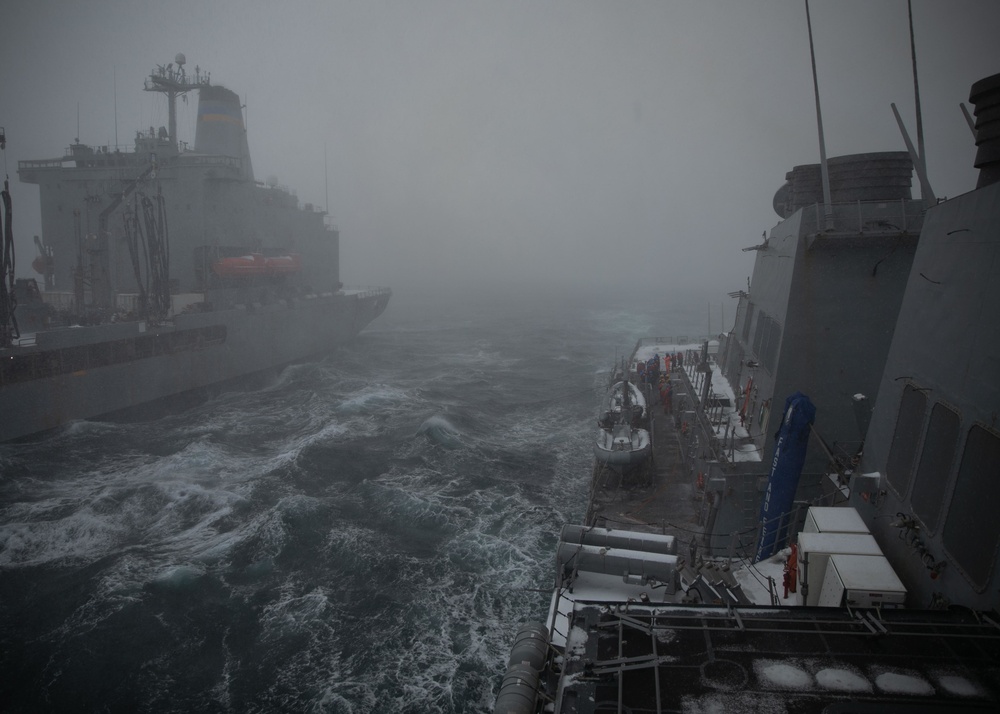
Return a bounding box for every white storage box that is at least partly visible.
[817,554,907,608]
[797,532,883,606]
[802,506,870,535]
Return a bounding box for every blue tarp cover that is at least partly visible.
[754,391,816,563]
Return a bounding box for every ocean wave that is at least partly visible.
[0,291,675,712]
[334,383,410,414]
[417,413,472,450]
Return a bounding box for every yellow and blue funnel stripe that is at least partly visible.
[198,100,244,127]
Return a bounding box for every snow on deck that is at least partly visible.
[732,547,804,606]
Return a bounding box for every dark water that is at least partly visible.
[0,287,709,713]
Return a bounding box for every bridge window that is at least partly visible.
[910,403,960,532]
[885,384,926,496]
[943,425,1000,590]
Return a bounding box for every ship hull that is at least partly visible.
[0,290,389,442]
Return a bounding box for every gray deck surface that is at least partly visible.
[586,373,702,555]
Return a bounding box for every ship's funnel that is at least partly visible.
[194,85,254,181]
[773,152,912,218]
[970,72,1000,188]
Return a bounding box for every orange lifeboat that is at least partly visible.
[211,253,301,277]
[212,253,263,276]
[263,254,301,274]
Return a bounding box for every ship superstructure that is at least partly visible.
[0,56,390,441]
[18,55,337,310]
[851,72,1000,612]
[677,151,921,547]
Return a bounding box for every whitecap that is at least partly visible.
[416,414,464,448]
[335,384,409,414]
[151,564,205,589]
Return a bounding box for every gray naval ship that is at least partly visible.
[494,71,1000,714]
[0,56,390,442]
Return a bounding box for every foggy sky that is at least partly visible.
[2,0,998,301]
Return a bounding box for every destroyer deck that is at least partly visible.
[529,353,1000,714]
[587,372,700,547]
[586,349,712,570]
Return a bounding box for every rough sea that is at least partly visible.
[0,286,712,713]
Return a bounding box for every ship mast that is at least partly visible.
[143,53,210,149]
[804,0,834,231]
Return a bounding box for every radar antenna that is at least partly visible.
[143,54,210,149]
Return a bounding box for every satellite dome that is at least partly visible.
[175,53,186,66]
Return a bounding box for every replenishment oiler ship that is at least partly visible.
[493,60,1000,714]
[0,55,390,442]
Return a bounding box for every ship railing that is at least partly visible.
[18,158,65,170]
[20,146,206,173]
[722,487,844,566]
[178,154,243,170]
[116,293,142,313]
[35,292,144,313]
[630,336,714,367]
[802,198,925,236]
[39,291,76,310]
[675,359,733,464]
[344,286,392,300]
[20,150,245,171]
